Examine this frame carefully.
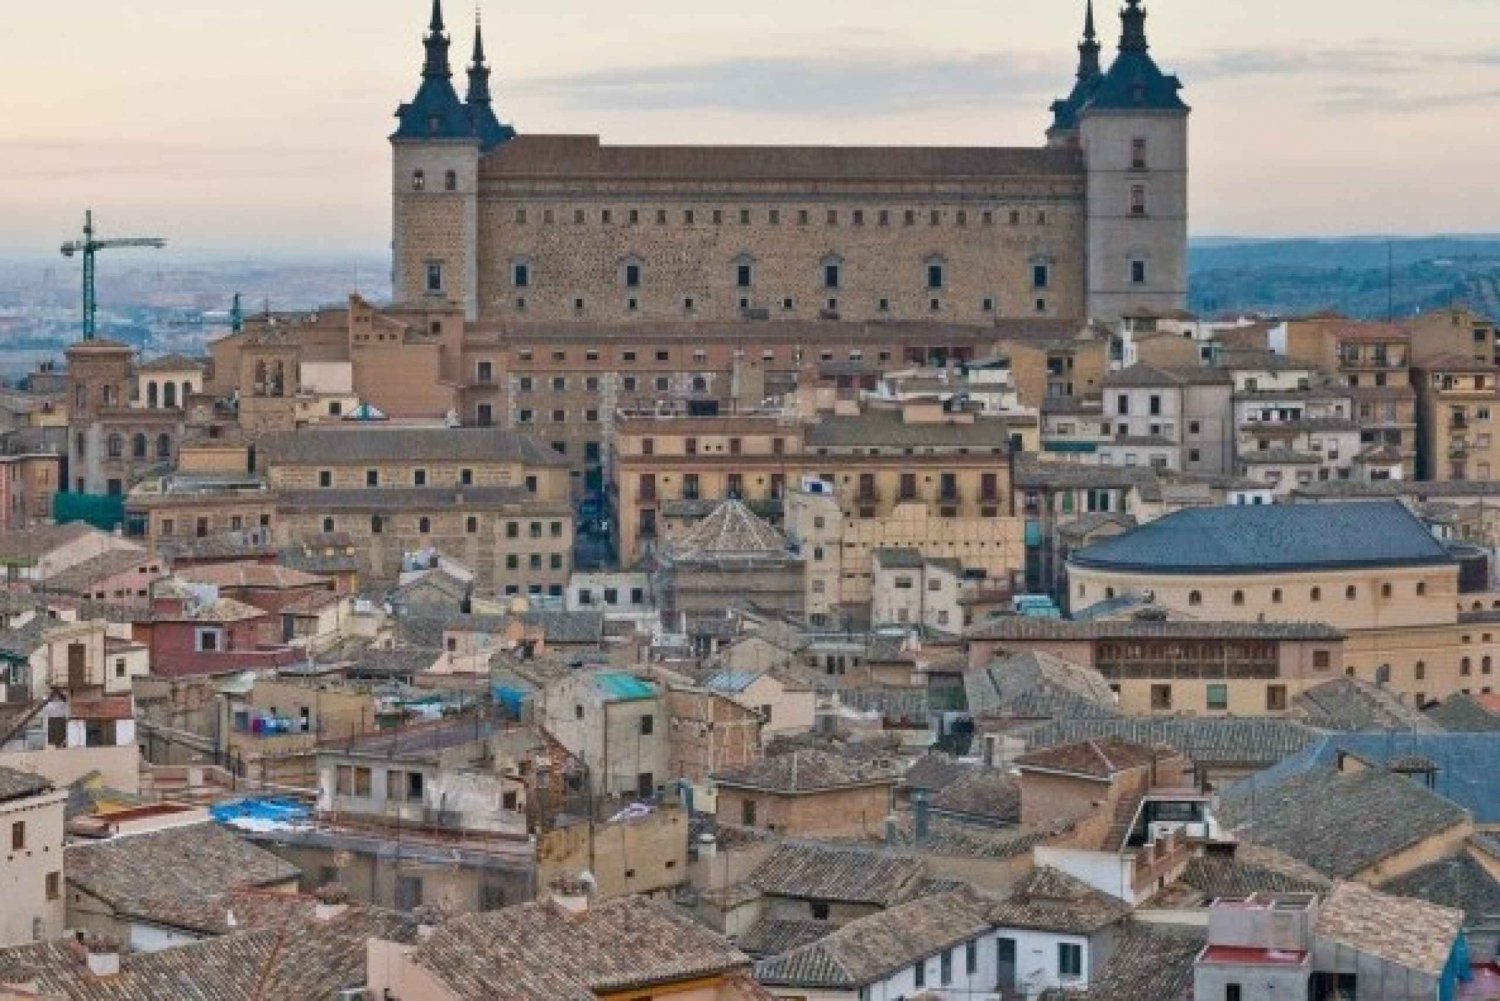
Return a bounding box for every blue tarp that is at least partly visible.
[209,797,311,826]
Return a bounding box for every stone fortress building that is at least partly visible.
[391,0,1189,327]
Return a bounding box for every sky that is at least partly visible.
[3,0,1500,256]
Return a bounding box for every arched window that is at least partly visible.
[132,434,147,459]
[418,517,431,534]
[163,382,177,409]
[146,382,158,408]
[106,434,123,458]
[1188,591,1202,607]
[156,434,172,460]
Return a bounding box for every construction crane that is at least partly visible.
[60,209,166,340]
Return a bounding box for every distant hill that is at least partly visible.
[1189,237,1500,320]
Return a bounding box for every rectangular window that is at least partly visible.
[10,821,23,851]
[1207,684,1228,711]
[737,264,753,288]
[1131,185,1147,216]
[914,961,926,988]
[940,950,952,985]
[425,262,443,293]
[1132,137,1148,170]
[640,715,654,736]
[824,263,841,289]
[966,939,977,975]
[927,263,944,289]
[1059,943,1083,979]
[512,262,529,287]
[1033,263,1050,289]
[1132,259,1148,284]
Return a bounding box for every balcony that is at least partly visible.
[856,486,880,504]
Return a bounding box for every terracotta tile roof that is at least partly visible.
[1017,717,1321,769]
[1293,676,1439,732]
[0,765,53,803]
[902,752,973,794]
[736,917,835,958]
[44,551,160,596]
[65,823,300,932]
[259,426,569,468]
[0,898,416,999]
[176,562,330,590]
[482,135,1085,181]
[1174,845,1331,900]
[755,887,996,989]
[747,842,924,906]
[714,749,900,793]
[990,866,1131,934]
[930,770,1021,825]
[1380,850,1500,929]
[1316,881,1463,977]
[1014,737,1163,780]
[0,522,98,563]
[965,651,1120,721]
[411,896,751,999]
[966,616,1344,642]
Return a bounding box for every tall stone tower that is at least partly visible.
[1076,0,1190,322]
[391,0,509,321]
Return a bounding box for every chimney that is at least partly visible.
[313,882,350,923]
[411,904,445,940]
[77,932,121,978]
[912,790,932,845]
[549,874,594,915]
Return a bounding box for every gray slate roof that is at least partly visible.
[1071,500,1451,574]
[989,866,1130,935]
[1217,766,1470,880]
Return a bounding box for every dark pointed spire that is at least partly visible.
[1077,0,1102,81]
[1120,0,1149,53]
[423,0,452,79]
[467,9,492,104]
[465,4,517,150]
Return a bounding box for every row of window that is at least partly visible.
[504,291,1032,317]
[102,433,173,460]
[506,204,1057,228]
[313,469,539,493]
[338,514,565,539]
[513,257,1045,293]
[1150,683,1289,713]
[1179,581,1429,606]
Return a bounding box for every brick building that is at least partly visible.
[256,425,572,593]
[390,1,1190,326]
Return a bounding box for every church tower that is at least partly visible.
[1078,0,1189,322]
[391,0,482,319]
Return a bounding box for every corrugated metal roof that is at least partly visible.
[595,673,655,702]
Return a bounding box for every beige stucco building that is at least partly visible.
[1068,501,1500,707]
[0,768,67,946]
